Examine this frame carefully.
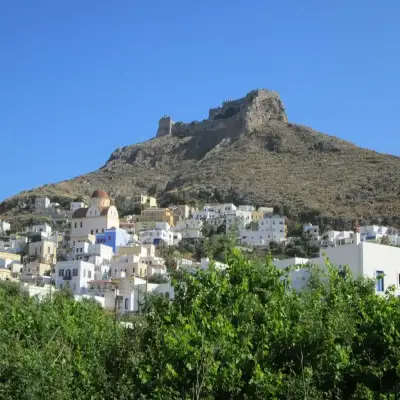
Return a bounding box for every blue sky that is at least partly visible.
[1,0,399,201]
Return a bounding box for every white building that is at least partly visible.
[0,221,10,234]
[55,260,95,294]
[320,230,354,247]
[238,205,255,212]
[312,233,400,294]
[359,225,389,242]
[172,219,203,241]
[72,242,113,262]
[192,210,220,221]
[35,197,50,211]
[226,210,252,233]
[29,223,52,238]
[240,215,286,247]
[70,201,86,212]
[139,222,180,246]
[279,233,400,295]
[204,203,236,214]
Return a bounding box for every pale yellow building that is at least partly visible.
[135,221,157,233]
[28,240,57,265]
[20,261,51,282]
[133,208,174,227]
[251,207,274,223]
[135,194,157,208]
[0,269,11,280]
[70,190,119,244]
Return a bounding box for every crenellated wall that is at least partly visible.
[155,89,288,139]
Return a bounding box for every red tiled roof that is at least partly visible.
[72,206,111,218]
[72,208,88,218]
[91,189,110,199]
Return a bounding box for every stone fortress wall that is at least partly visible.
[156,89,288,139]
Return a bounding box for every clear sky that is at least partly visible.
[1,0,399,202]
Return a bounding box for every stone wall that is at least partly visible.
[157,116,174,137]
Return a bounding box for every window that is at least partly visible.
[73,284,76,291]
[91,230,94,235]
[73,269,78,276]
[80,222,83,228]
[125,298,129,310]
[74,222,77,228]
[59,269,64,277]
[88,271,92,279]
[102,229,104,232]
[108,236,111,240]
[376,270,384,292]
[48,246,50,254]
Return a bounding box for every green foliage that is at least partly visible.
[2,251,400,398]
[148,273,169,284]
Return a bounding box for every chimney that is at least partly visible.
[353,221,360,245]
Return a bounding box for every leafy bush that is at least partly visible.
[1,250,400,398]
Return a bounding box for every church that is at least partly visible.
[70,190,119,245]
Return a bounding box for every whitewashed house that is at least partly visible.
[192,210,220,221]
[72,242,113,262]
[240,215,286,247]
[139,222,180,246]
[70,201,86,212]
[359,225,389,242]
[172,219,203,242]
[55,260,95,294]
[320,230,354,247]
[0,221,10,234]
[276,232,400,295]
[35,197,50,211]
[28,223,52,238]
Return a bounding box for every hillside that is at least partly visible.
[2,89,400,225]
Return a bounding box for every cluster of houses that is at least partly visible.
[1,189,400,312]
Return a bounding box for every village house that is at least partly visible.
[27,223,52,238]
[95,227,131,252]
[70,201,86,212]
[27,239,57,265]
[133,207,174,227]
[172,219,203,243]
[134,194,158,208]
[240,214,286,247]
[34,196,50,211]
[0,220,10,234]
[139,222,180,247]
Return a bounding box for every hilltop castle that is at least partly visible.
[156,89,287,139]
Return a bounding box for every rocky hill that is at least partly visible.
[2,89,400,226]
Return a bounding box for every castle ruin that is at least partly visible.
[156,89,288,139]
